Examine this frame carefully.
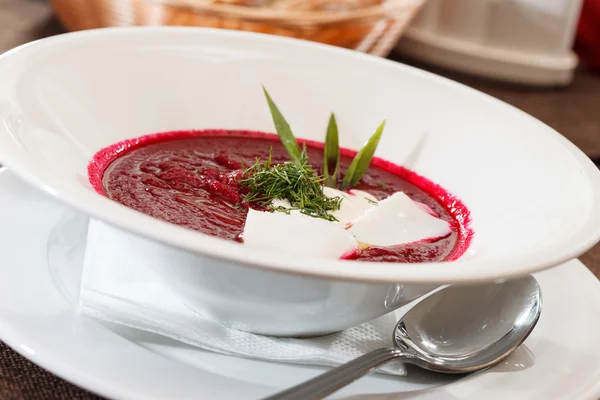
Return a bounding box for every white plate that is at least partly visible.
[1,168,600,400]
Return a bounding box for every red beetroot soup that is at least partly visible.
[89,130,472,263]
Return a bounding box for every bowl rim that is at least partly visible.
[159,0,423,23]
[1,26,600,284]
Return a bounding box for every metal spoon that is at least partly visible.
[264,275,542,400]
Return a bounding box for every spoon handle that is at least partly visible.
[262,347,411,400]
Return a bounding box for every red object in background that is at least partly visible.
[574,0,600,69]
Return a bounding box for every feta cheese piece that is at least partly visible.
[415,201,439,218]
[241,208,358,259]
[348,192,451,247]
[322,187,378,225]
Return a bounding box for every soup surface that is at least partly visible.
[90,130,471,263]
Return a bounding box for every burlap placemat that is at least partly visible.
[0,342,102,400]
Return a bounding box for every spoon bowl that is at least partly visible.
[396,275,542,373]
[265,275,542,400]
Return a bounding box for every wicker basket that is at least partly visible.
[50,0,425,56]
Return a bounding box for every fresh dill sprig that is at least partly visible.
[239,147,343,221]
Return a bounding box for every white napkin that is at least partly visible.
[78,220,408,376]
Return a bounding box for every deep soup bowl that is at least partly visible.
[0,28,599,336]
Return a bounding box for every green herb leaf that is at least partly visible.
[341,120,386,190]
[323,113,340,188]
[239,148,343,221]
[262,86,302,165]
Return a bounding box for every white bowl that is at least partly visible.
[0,27,599,336]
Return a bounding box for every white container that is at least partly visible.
[395,0,584,86]
[1,28,599,336]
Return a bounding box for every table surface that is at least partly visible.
[0,0,599,399]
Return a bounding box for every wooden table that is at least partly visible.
[0,1,599,398]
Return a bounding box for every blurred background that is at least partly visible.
[4,0,600,81]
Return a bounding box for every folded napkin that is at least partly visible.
[78,220,408,376]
